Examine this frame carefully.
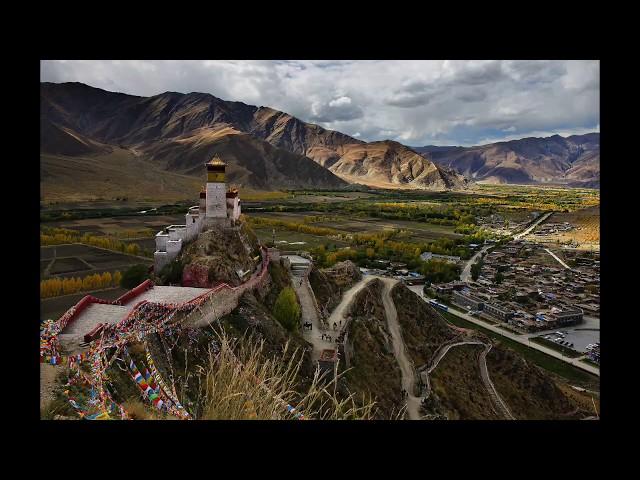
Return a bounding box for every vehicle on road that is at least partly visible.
[428,299,449,312]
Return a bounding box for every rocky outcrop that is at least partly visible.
[308,260,362,316]
[179,221,260,288]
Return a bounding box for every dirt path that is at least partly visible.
[418,341,483,402]
[326,277,376,330]
[478,344,515,420]
[298,275,376,362]
[379,277,421,420]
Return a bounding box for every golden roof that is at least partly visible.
[207,155,226,166]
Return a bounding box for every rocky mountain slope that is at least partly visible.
[415,133,599,187]
[40,83,348,195]
[40,82,464,198]
[325,140,467,190]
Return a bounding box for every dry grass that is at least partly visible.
[121,399,182,420]
[200,329,376,420]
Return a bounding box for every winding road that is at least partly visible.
[417,339,515,420]
[478,343,515,419]
[379,277,422,420]
[407,286,600,377]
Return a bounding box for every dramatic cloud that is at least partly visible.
[40,60,599,146]
[310,95,364,122]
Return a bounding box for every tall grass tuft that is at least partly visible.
[200,329,376,420]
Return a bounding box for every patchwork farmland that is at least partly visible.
[41,244,153,280]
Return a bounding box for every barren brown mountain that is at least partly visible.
[40,82,464,201]
[415,133,599,187]
[325,140,468,190]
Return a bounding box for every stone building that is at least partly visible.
[453,290,485,311]
[154,156,241,272]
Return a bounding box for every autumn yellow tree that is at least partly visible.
[101,271,112,287]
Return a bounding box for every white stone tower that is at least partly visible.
[205,156,228,220]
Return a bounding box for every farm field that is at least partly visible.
[250,211,462,243]
[40,244,152,280]
[40,287,129,321]
[42,214,185,237]
[252,227,350,250]
[539,205,600,250]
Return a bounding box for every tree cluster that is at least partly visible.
[272,287,301,332]
[40,271,122,298]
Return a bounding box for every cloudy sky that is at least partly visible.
[41,60,599,146]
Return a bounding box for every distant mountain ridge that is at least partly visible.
[40,82,464,198]
[414,133,600,187]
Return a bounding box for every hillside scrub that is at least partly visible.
[391,284,461,367]
[485,344,584,419]
[342,279,404,418]
[262,259,292,310]
[180,222,258,288]
[156,259,185,285]
[429,344,500,420]
[308,261,361,315]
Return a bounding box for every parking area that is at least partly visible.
[536,328,599,354]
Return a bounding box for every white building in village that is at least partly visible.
[154,156,241,272]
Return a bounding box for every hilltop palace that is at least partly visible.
[154,156,241,272]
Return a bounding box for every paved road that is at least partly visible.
[513,211,553,240]
[460,212,552,283]
[544,247,572,270]
[460,245,491,282]
[379,277,421,420]
[409,289,600,377]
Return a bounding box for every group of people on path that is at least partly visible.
[319,319,345,344]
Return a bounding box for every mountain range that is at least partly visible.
[40,82,466,201]
[40,82,599,202]
[414,133,600,188]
